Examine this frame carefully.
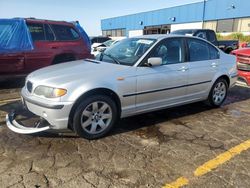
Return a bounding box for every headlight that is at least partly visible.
[34,86,67,98]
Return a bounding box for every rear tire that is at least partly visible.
[73,95,118,140]
[207,78,228,107]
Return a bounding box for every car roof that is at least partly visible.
[23,18,75,26]
[133,34,193,40]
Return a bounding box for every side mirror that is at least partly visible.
[147,57,162,67]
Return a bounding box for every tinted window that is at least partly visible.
[51,25,80,41]
[209,45,220,59]
[207,31,216,43]
[188,38,210,62]
[196,31,207,40]
[27,23,45,41]
[149,38,183,65]
[45,24,55,41]
[99,37,110,43]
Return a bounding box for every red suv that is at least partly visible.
[0,18,92,81]
[231,47,250,86]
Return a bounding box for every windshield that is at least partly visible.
[96,38,156,66]
[103,40,114,47]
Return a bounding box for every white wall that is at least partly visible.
[171,22,203,32]
[128,30,143,37]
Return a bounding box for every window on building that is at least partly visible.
[239,18,250,32]
[102,29,126,37]
[111,30,116,37]
[203,21,217,31]
[217,19,234,32]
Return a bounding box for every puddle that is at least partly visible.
[134,125,172,144]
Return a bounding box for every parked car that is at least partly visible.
[231,48,250,86]
[0,18,92,81]
[90,36,111,55]
[7,35,238,139]
[171,29,239,54]
[92,39,121,56]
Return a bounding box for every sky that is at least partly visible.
[0,0,202,36]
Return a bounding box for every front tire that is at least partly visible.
[207,78,228,107]
[73,95,118,139]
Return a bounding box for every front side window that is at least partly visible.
[97,38,156,66]
[148,38,184,65]
[187,38,210,62]
[51,25,80,41]
[27,23,45,41]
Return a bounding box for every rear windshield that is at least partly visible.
[171,30,195,36]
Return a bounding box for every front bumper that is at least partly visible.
[20,88,74,130]
[6,111,50,134]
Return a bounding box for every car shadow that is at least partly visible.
[0,85,249,139]
[0,78,25,90]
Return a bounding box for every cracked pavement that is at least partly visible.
[0,80,250,188]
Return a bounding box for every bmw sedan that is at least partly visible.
[6,35,238,139]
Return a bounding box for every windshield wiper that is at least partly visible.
[100,52,120,64]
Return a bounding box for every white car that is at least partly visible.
[7,35,238,139]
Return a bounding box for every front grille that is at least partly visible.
[237,62,250,71]
[26,81,33,93]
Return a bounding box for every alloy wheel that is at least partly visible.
[80,101,112,134]
[212,81,226,105]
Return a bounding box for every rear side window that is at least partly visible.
[27,23,45,41]
[187,38,219,61]
[44,24,55,41]
[51,24,80,41]
[187,38,210,61]
[209,45,220,59]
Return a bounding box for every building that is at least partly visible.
[101,0,250,38]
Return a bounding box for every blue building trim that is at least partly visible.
[101,0,250,31]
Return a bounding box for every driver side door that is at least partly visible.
[135,38,189,114]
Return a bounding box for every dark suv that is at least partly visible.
[0,18,92,80]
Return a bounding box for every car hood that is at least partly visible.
[27,59,131,87]
[233,48,250,57]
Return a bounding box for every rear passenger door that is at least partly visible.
[186,38,220,99]
[25,22,56,72]
[51,24,86,59]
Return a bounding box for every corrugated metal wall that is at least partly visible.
[101,0,250,31]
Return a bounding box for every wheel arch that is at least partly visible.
[216,75,230,87]
[68,88,121,129]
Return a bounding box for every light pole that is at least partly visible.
[202,0,207,29]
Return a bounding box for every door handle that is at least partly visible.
[178,66,189,72]
[211,62,218,67]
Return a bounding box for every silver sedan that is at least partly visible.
[7,35,238,139]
